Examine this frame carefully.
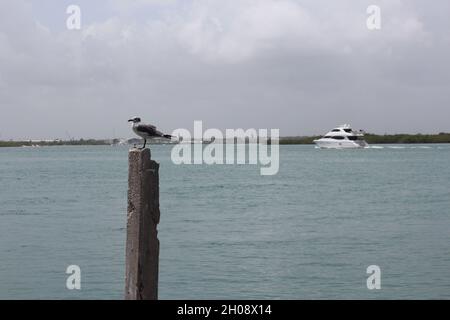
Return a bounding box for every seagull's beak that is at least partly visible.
[128,119,134,122]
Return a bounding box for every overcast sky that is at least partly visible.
[0,0,449,140]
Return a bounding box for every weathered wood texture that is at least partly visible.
[125,148,160,300]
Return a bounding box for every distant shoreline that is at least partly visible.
[279,133,450,145]
[0,139,110,148]
[1,133,450,147]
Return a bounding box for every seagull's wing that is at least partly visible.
[136,124,164,137]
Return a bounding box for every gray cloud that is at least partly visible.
[0,0,449,140]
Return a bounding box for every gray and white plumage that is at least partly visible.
[128,117,173,149]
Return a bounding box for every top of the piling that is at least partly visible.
[129,147,151,159]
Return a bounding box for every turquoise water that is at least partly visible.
[0,145,449,299]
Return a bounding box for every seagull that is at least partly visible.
[128,117,173,149]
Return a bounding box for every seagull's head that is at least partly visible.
[128,117,141,124]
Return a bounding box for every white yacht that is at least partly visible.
[314,124,369,149]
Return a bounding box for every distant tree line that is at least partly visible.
[364,133,450,144]
[278,133,450,145]
[0,139,110,147]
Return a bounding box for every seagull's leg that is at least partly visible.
[142,139,147,149]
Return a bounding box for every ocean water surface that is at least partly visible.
[0,144,449,299]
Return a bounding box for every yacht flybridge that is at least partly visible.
[314,124,369,149]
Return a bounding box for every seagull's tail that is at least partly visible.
[163,134,174,140]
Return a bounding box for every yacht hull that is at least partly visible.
[314,139,368,149]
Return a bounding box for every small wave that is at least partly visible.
[387,145,433,149]
[368,146,384,149]
[0,210,41,216]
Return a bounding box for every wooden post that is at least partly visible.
[125,148,160,300]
